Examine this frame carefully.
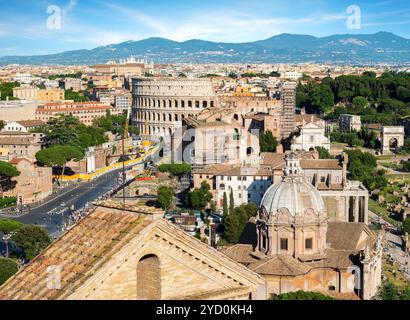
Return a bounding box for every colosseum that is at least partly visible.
[131,77,217,136]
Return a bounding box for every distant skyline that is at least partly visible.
[1,0,410,56]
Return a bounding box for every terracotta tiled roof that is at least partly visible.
[9,158,32,165]
[221,244,255,265]
[248,254,311,276]
[300,159,342,170]
[0,207,150,300]
[0,137,37,145]
[260,152,285,169]
[326,222,372,251]
[16,120,45,127]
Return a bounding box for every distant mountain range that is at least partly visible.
[1,32,410,65]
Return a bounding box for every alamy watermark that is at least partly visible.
[346,5,361,30]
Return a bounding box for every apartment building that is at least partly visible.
[35,101,120,126]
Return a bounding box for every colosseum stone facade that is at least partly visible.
[131,77,217,137]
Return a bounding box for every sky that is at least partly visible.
[0,0,410,56]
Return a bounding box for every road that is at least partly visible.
[369,210,410,280]
[3,170,121,237]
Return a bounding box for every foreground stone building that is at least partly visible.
[0,201,266,300]
[223,153,382,300]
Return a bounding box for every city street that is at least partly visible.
[1,170,120,237]
[369,210,410,280]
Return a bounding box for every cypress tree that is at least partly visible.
[229,189,235,214]
[223,192,228,217]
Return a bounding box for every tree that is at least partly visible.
[403,217,410,234]
[352,96,368,110]
[0,258,18,285]
[36,145,84,182]
[271,290,334,300]
[157,185,174,210]
[259,130,278,153]
[0,219,23,258]
[380,281,400,300]
[229,189,235,215]
[222,192,228,217]
[64,89,89,102]
[228,72,238,79]
[315,146,333,159]
[223,203,258,243]
[11,225,51,261]
[43,115,81,147]
[0,82,20,101]
[223,209,240,243]
[310,84,335,114]
[187,181,213,210]
[269,71,281,77]
[158,163,192,177]
[0,161,20,195]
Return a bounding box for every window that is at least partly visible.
[320,176,326,183]
[220,184,225,190]
[280,238,288,251]
[227,177,232,181]
[305,238,313,250]
[310,135,314,143]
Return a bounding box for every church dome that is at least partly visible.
[260,152,326,217]
[260,177,325,216]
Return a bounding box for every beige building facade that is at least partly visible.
[3,158,52,204]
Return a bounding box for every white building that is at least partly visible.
[291,121,330,152]
[13,73,34,84]
[115,94,131,112]
[284,71,302,81]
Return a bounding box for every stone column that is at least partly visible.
[364,196,368,224]
[354,196,359,223]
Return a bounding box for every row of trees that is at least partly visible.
[35,113,140,175]
[297,72,410,125]
[330,127,380,149]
